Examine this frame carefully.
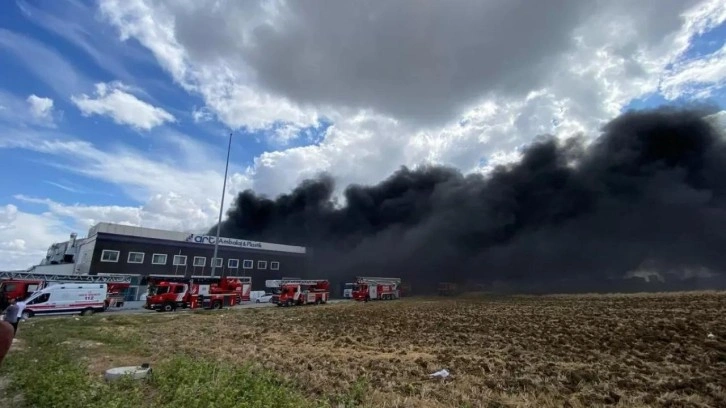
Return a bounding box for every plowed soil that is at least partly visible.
[31,292,726,407]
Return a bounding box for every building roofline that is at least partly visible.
[98,232,307,256]
[88,222,306,254]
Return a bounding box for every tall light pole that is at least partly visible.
[211,132,232,278]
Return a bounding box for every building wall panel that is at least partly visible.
[88,233,308,290]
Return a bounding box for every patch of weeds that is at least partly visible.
[1,324,326,408]
[149,355,323,408]
[332,378,369,407]
[1,345,144,408]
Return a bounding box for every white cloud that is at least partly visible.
[661,43,726,99]
[0,29,88,98]
[14,194,214,234]
[0,122,252,254]
[27,94,54,120]
[191,105,214,123]
[0,125,253,267]
[96,0,726,197]
[0,204,73,270]
[71,81,175,130]
[2,135,249,204]
[4,0,726,268]
[15,0,153,85]
[0,91,58,128]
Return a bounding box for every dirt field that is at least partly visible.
[5,292,726,407]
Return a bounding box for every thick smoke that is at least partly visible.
[213,107,726,293]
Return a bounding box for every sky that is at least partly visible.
[0,0,725,270]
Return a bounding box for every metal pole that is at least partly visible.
[211,132,232,278]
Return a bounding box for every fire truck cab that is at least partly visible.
[145,276,250,312]
[351,277,401,301]
[266,279,329,307]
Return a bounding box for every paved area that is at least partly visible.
[30,298,349,318]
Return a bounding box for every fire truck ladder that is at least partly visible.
[356,277,401,285]
[0,271,133,283]
[148,275,251,284]
[265,279,328,288]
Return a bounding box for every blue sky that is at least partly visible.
[0,0,724,269]
[1,1,258,207]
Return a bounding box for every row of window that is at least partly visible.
[100,250,280,270]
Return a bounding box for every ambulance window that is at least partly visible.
[174,286,185,294]
[29,293,50,304]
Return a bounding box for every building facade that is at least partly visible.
[69,223,308,296]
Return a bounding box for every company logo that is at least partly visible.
[181,233,305,254]
[186,234,263,249]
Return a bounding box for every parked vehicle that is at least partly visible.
[144,276,251,312]
[266,279,329,306]
[351,277,401,301]
[255,293,274,303]
[20,283,109,318]
[0,271,131,311]
[343,282,355,299]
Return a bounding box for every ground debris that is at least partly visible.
[13,292,726,408]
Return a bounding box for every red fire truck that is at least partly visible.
[351,277,401,301]
[266,279,329,307]
[0,271,131,311]
[144,276,251,312]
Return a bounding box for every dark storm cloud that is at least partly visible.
[170,0,701,127]
[173,0,593,125]
[214,107,726,293]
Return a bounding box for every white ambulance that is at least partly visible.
[21,283,108,318]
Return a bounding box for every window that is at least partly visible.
[270,261,280,270]
[212,258,223,268]
[193,256,207,267]
[1,283,17,293]
[242,260,253,269]
[127,252,145,264]
[152,254,167,265]
[228,259,239,268]
[28,293,50,305]
[173,255,187,266]
[257,260,267,270]
[174,285,185,294]
[101,250,120,262]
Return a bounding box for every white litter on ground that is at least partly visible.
[429,369,450,379]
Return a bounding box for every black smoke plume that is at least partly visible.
[213,107,726,294]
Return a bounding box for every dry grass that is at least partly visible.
[8,292,726,407]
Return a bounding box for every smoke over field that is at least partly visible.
[214,107,726,293]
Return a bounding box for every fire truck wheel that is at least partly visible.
[81,308,95,316]
[315,298,322,305]
[213,301,222,310]
[162,303,174,312]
